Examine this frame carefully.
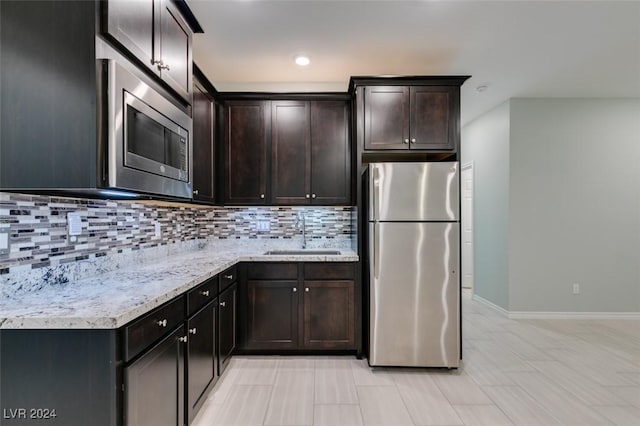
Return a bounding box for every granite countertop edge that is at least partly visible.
[0,251,359,330]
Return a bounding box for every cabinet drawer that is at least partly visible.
[125,296,185,362]
[188,276,219,317]
[247,263,298,280]
[219,265,238,292]
[304,262,355,280]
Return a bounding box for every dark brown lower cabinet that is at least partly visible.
[125,325,185,426]
[187,300,217,424]
[246,279,299,349]
[303,280,355,349]
[218,283,237,374]
[239,262,357,352]
[0,271,240,426]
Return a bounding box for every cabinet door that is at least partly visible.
[225,101,269,204]
[218,283,237,375]
[192,81,215,202]
[310,101,351,205]
[303,281,355,349]
[364,86,409,150]
[125,326,185,426]
[409,86,457,150]
[246,280,299,349]
[187,302,217,424]
[271,101,310,205]
[159,0,192,101]
[103,0,159,75]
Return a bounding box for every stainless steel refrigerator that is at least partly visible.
[368,162,460,368]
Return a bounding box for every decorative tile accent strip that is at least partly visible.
[0,192,355,274]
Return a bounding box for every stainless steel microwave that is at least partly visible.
[98,59,192,199]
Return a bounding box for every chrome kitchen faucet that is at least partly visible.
[295,211,307,249]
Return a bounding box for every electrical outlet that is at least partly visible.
[256,220,270,232]
[67,212,83,243]
[0,230,9,255]
[572,283,580,295]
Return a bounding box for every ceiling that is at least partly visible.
[187,0,640,125]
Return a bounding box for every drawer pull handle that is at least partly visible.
[189,328,197,335]
[201,290,210,297]
[157,319,168,327]
[179,336,188,343]
[224,274,233,280]
[220,301,226,307]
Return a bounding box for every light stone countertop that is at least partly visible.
[0,240,358,329]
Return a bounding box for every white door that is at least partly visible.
[461,163,474,290]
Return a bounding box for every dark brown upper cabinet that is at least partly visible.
[359,78,468,152]
[310,101,351,205]
[103,0,193,102]
[192,77,216,203]
[270,100,351,206]
[363,86,409,150]
[224,101,270,205]
[271,101,310,205]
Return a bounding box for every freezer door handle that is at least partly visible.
[370,165,379,221]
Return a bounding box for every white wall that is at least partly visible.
[509,99,640,313]
[461,101,511,309]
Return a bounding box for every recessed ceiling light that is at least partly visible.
[475,84,490,93]
[294,55,311,66]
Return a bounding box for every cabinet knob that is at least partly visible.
[260,194,265,199]
[179,336,188,343]
[403,139,409,144]
[158,61,170,71]
[411,138,416,143]
[292,287,297,292]
[189,327,197,335]
[306,194,310,199]
[157,319,168,327]
[220,301,226,307]
[305,287,309,292]
[200,290,210,297]
[193,189,199,195]
[224,274,233,280]
[312,194,316,199]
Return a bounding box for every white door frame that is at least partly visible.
[461,161,475,295]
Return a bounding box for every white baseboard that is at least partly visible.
[508,311,640,320]
[472,294,509,317]
[471,294,640,320]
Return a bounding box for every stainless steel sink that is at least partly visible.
[263,250,341,255]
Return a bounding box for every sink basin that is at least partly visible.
[263,250,341,255]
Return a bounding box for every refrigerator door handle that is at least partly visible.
[373,222,380,279]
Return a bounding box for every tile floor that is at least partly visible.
[192,291,640,426]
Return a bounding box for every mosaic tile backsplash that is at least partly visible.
[0,192,355,273]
